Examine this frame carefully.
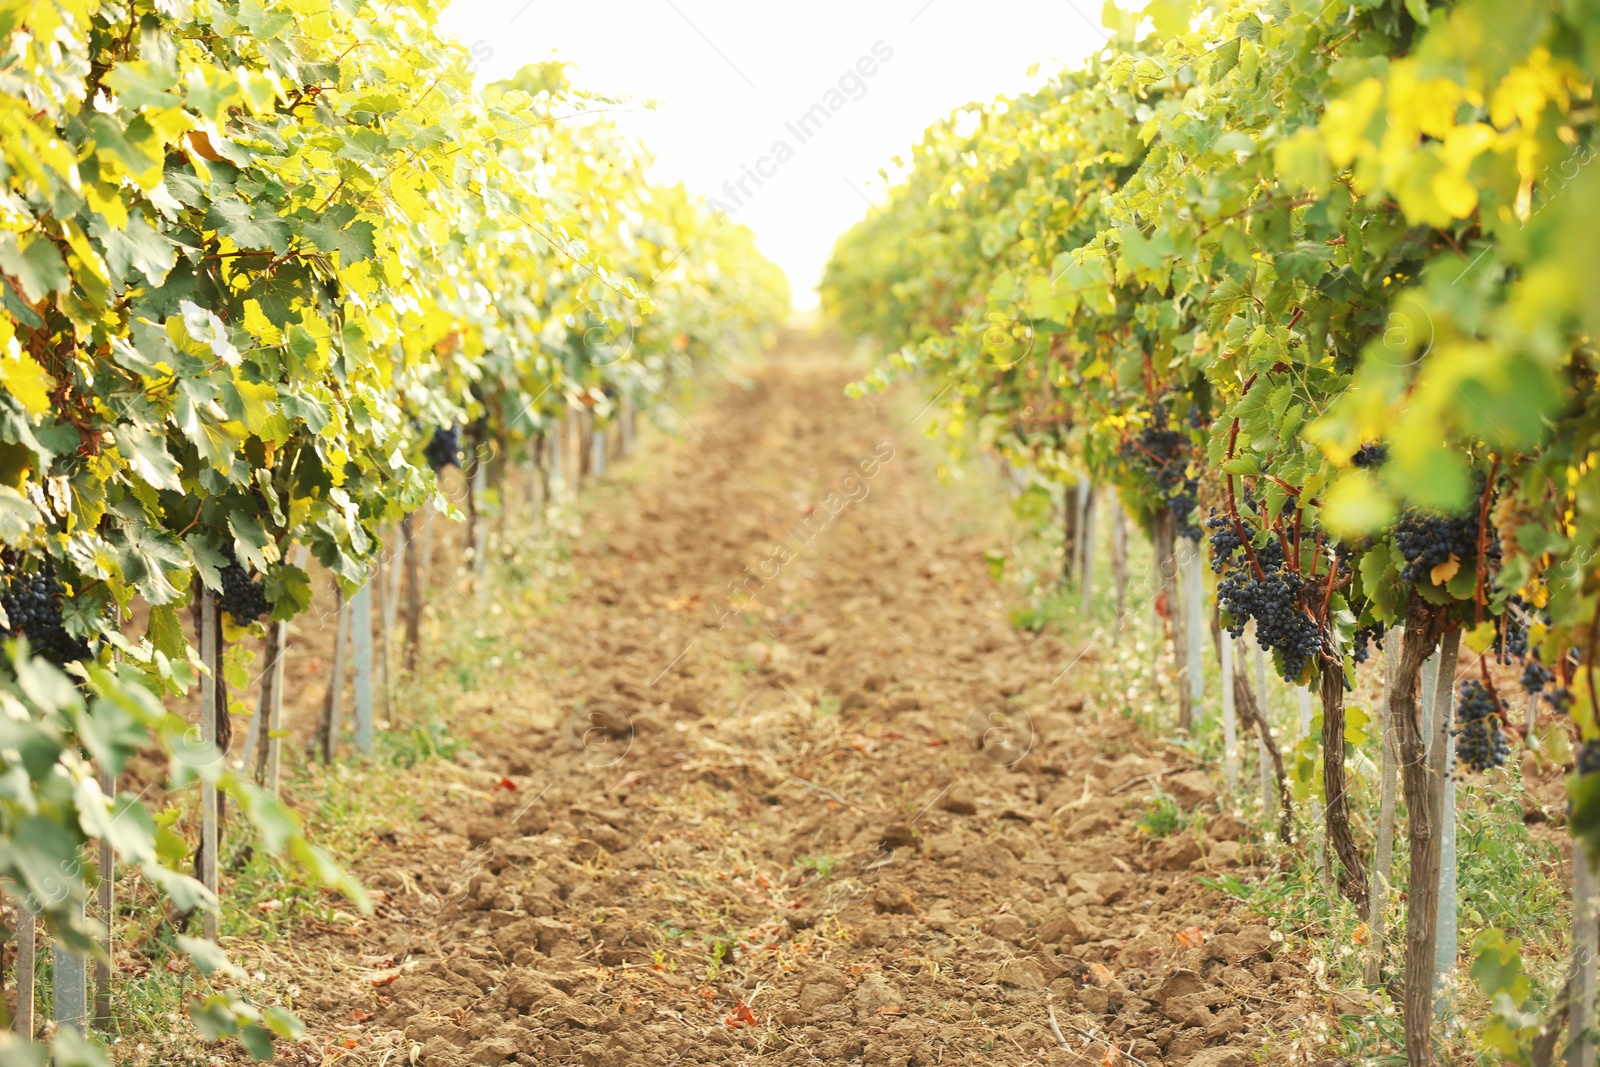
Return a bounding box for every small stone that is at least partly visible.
[854,974,903,1020]
[941,784,978,815]
[994,956,1047,989]
[986,913,1029,943]
[1186,1048,1255,1067]
[798,966,850,1011]
[1157,834,1203,870]
[1166,770,1217,810]
[1153,968,1205,1007]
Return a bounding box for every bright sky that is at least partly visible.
[439,2,1107,308]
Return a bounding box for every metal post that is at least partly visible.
[95,762,114,1029]
[1221,631,1238,794]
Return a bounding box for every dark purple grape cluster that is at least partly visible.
[1521,659,1554,694]
[1579,739,1600,777]
[0,566,92,665]
[1352,623,1384,664]
[1205,510,1243,573]
[1548,686,1574,714]
[218,562,269,624]
[1393,510,1482,585]
[425,425,462,471]
[1493,599,1529,664]
[1453,680,1510,772]
[1216,560,1323,681]
[1125,404,1201,540]
[1351,443,1388,468]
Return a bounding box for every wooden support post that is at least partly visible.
[1111,494,1128,641]
[318,584,348,763]
[1078,483,1095,615]
[1572,840,1599,1067]
[402,512,422,673]
[550,415,565,496]
[351,579,374,754]
[473,458,491,614]
[1177,535,1204,731]
[199,587,220,942]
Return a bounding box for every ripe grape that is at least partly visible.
[0,565,92,665]
[1205,510,1242,573]
[426,425,463,471]
[1453,679,1510,772]
[1579,739,1600,777]
[1521,659,1554,694]
[1393,509,1481,585]
[1351,443,1387,468]
[1352,623,1384,664]
[1215,553,1322,681]
[1123,402,1201,539]
[218,562,270,625]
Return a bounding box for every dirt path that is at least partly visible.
[273,337,1325,1067]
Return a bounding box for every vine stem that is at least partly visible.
[1473,454,1499,624]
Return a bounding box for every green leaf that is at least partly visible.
[264,1007,304,1040]
[104,61,181,110]
[94,213,177,287]
[238,1024,276,1060]
[0,485,41,546]
[301,205,377,264]
[203,197,290,252]
[0,232,69,302]
[113,424,183,491]
[176,935,245,978]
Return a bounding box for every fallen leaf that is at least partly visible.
[493,776,517,792]
[1352,922,1369,945]
[1175,926,1209,949]
[724,1001,759,1027]
[1088,962,1116,986]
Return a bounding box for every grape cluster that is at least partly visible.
[1521,659,1554,694]
[1351,443,1388,468]
[1579,739,1600,777]
[1453,680,1510,773]
[1352,622,1384,664]
[218,562,269,625]
[1216,560,1323,681]
[1548,686,1575,714]
[1124,405,1201,540]
[1393,509,1482,584]
[1205,510,1242,572]
[1494,604,1529,664]
[425,425,462,471]
[0,567,92,665]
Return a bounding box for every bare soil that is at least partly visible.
[243,337,1342,1066]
